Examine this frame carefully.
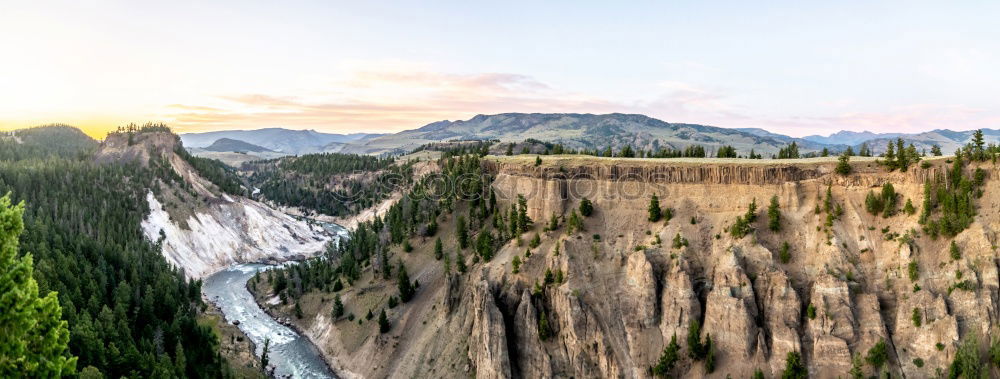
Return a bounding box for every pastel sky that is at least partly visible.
[2,1,999,138]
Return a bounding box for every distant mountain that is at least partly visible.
[734,127,841,151]
[176,117,999,158]
[340,113,833,156]
[803,130,905,146]
[179,128,384,155]
[2,124,98,158]
[852,129,1000,155]
[203,138,274,153]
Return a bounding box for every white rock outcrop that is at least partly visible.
[142,191,329,278]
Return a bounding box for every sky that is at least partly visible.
[2,1,999,139]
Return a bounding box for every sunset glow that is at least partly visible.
[3,1,999,138]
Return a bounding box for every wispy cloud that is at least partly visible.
[162,68,629,132]
[161,66,1000,136]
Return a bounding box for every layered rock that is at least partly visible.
[703,253,761,363]
[512,291,552,378]
[659,258,701,348]
[755,269,802,376]
[893,291,959,376]
[805,275,856,376]
[467,280,512,379]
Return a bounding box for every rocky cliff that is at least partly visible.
[268,154,1000,378]
[97,131,329,278]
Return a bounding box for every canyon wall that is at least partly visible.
[289,155,1000,378]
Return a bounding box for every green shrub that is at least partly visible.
[783,351,807,379]
[866,339,888,370]
[579,197,594,217]
[908,261,919,282]
[652,335,680,377]
[779,242,791,264]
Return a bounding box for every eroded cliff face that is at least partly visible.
[475,156,999,377]
[141,191,329,278]
[98,132,329,278]
[290,155,1000,378]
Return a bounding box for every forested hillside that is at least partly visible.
[0,126,233,377]
[242,153,411,217]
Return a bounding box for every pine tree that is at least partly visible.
[881,183,897,218]
[652,335,680,377]
[380,249,391,279]
[896,138,909,171]
[783,351,807,379]
[456,216,468,250]
[0,195,76,376]
[768,195,781,231]
[779,241,791,264]
[332,294,344,318]
[865,339,888,371]
[517,195,532,233]
[546,212,559,231]
[648,194,662,222]
[174,343,186,377]
[538,311,552,341]
[397,259,415,302]
[686,320,704,359]
[579,197,593,217]
[260,338,271,373]
[378,309,390,333]
[859,142,872,157]
[434,237,443,260]
[972,129,985,160]
[885,141,897,170]
[566,210,584,235]
[835,153,852,175]
[672,233,687,249]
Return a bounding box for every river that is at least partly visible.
[202,221,347,378]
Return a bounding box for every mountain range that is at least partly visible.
[179,113,1000,158]
[179,128,383,155]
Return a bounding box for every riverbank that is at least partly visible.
[249,285,354,379]
[203,264,339,378]
[198,302,266,378]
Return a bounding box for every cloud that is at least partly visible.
[160,66,1000,137]
[162,68,634,133]
[165,104,225,112]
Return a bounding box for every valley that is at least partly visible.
[7,3,1000,378]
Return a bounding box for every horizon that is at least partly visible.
[3,2,999,139]
[14,112,998,142]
